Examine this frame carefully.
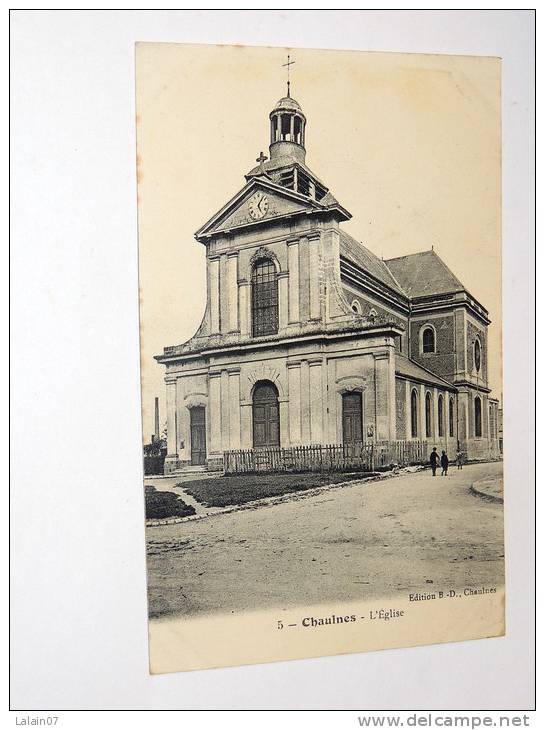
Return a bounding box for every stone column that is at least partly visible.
[300,359,311,444]
[238,279,250,336]
[209,257,220,334]
[326,357,337,442]
[220,254,228,334]
[454,308,466,379]
[208,371,222,455]
[485,395,490,441]
[388,350,396,439]
[221,369,230,452]
[458,391,469,444]
[433,388,439,441]
[178,404,191,463]
[309,360,324,444]
[277,271,289,330]
[287,361,301,444]
[164,378,178,470]
[227,252,239,332]
[176,379,190,462]
[299,237,310,322]
[228,368,241,449]
[287,237,300,323]
[240,402,253,449]
[308,232,321,321]
[279,398,289,448]
[405,380,412,439]
[419,383,427,442]
[374,353,391,441]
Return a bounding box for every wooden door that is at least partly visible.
[342,392,363,445]
[190,407,206,465]
[252,383,280,448]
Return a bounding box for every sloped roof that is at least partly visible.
[320,190,342,207]
[246,156,326,187]
[339,231,407,297]
[195,176,351,240]
[395,353,455,390]
[385,250,464,299]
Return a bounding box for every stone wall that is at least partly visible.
[410,314,457,380]
[342,286,409,355]
[395,378,406,439]
[467,319,487,382]
[164,334,399,469]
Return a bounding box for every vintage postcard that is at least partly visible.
[136,43,504,674]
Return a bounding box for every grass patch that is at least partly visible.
[145,485,196,519]
[180,471,374,508]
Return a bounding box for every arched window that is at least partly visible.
[293,116,302,144]
[411,389,418,438]
[351,300,362,315]
[425,392,432,438]
[251,259,278,337]
[474,396,482,437]
[422,327,435,354]
[474,338,482,373]
[438,394,444,437]
[281,114,291,141]
[449,397,455,438]
[271,116,279,142]
[252,381,280,448]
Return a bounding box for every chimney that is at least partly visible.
[154,397,160,442]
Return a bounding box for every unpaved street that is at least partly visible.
[146,462,504,619]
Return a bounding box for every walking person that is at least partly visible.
[456,449,464,470]
[441,450,449,476]
[430,447,440,476]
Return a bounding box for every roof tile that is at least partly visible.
[385,250,464,298]
[395,353,455,390]
[339,231,407,297]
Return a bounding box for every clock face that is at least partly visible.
[248,192,269,221]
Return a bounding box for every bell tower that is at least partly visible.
[244,57,330,201]
[268,54,306,163]
[269,95,306,164]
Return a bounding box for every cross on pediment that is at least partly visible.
[256,151,268,173]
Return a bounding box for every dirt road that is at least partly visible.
[146,462,504,619]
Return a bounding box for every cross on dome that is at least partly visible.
[282,54,295,98]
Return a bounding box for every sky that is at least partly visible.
[136,43,501,442]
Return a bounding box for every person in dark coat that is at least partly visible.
[430,447,440,476]
[441,450,449,476]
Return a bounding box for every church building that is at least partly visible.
[156,87,500,474]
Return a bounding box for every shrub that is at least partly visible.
[145,485,196,519]
[182,471,373,508]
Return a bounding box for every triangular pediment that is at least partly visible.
[195,177,327,240]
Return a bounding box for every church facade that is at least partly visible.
[156,91,500,474]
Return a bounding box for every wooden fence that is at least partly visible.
[223,440,428,475]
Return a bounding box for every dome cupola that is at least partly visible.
[269,94,306,163]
